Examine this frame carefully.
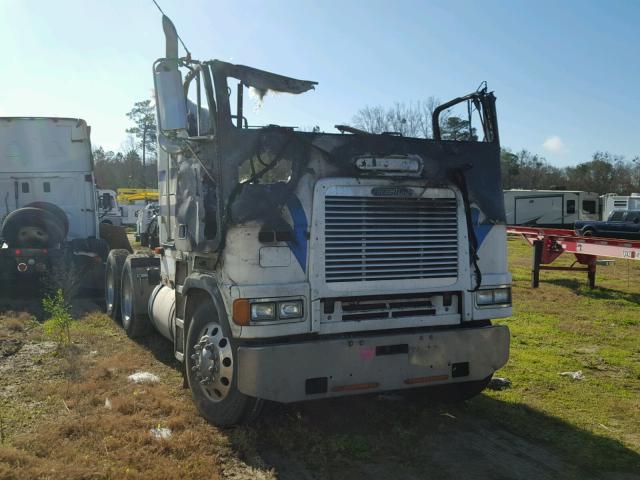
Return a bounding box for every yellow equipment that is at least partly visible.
[116,188,158,204]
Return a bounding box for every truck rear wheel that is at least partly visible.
[120,260,152,338]
[25,202,69,236]
[105,249,129,321]
[185,301,263,426]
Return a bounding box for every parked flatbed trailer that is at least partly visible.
[507,226,640,288]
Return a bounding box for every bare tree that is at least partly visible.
[351,97,449,139]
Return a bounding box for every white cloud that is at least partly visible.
[542,135,567,154]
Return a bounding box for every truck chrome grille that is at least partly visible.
[324,194,459,282]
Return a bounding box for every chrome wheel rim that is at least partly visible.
[121,274,133,329]
[190,322,233,402]
[106,267,116,314]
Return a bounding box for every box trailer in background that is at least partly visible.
[599,193,640,220]
[504,189,599,227]
[0,117,126,295]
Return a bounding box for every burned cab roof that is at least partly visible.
[209,60,317,97]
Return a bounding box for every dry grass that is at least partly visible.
[0,311,272,480]
[0,241,639,479]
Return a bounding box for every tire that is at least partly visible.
[147,219,159,249]
[185,301,263,426]
[25,202,69,237]
[105,249,129,321]
[426,375,493,403]
[1,207,65,247]
[120,259,152,338]
[581,228,594,237]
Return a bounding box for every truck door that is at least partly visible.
[622,212,640,239]
[605,211,626,237]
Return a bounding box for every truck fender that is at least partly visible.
[181,273,235,352]
[126,255,161,316]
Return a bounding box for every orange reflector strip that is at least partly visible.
[331,382,379,393]
[154,247,165,255]
[232,299,251,326]
[404,374,449,385]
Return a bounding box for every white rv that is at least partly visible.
[504,189,599,227]
[599,193,640,220]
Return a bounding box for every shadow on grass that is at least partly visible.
[124,324,640,479]
[136,331,182,371]
[547,278,640,304]
[226,390,640,480]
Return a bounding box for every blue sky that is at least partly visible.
[2,0,639,167]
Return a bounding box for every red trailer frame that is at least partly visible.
[507,226,640,288]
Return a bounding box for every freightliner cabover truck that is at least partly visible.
[0,117,119,295]
[105,16,512,426]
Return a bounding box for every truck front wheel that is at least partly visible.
[185,302,263,426]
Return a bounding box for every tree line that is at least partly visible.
[353,98,640,195]
[94,100,158,190]
[500,150,640,195]
[96,96,640,196]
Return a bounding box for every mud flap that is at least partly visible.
[100,223,133,253]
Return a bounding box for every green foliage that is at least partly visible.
[501,147,640,194]
[42,289,74,344]
[441,116,477,141]
[93,146,157,190]
[126,99,157,159]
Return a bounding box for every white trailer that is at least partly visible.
[0,117,114,293]
[504,189,599,227]
[599,193,640,220]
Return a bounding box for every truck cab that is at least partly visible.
[97,189,123,226]
[105,15,512,426]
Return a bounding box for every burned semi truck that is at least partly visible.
[105,16,511,426]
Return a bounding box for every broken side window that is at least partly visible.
[238,154,293,185]
[440,101,481,141]
[185,66,213,137]
[432,86,498,143]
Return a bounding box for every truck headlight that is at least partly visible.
[250,303,276,321]
[476,287,511,306]
[278,300,303,319]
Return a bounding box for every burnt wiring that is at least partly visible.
[183,141,216,183]
[451,167,483,292]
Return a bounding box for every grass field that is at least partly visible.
[0,239,639,479]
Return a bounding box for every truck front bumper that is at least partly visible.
[237,324,509,403]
